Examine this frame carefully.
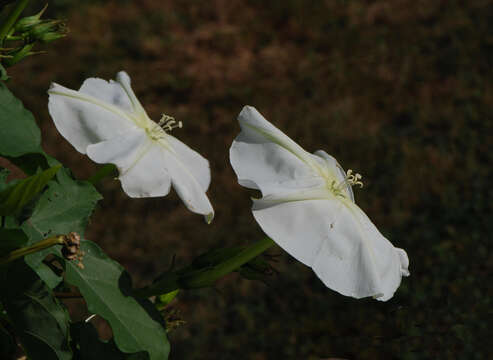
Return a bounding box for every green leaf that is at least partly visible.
[0,261,72,360]
[8,152,51,176]
[73,322,125,360]
[21,167,101,255]
[0,164,61,216]
[0,62,8,81]
[64,240,169,360]
[0,321,15,359]
[0,82,43,157]
[35,261,63,289]
[0,228,27,255]
[20,167,101,288]
[72,322,148,360]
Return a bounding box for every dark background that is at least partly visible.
[7,0,492,359]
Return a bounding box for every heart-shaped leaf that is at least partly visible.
[0,83,42,157]
[65,241,170,360]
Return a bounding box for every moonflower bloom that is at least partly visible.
[48,71,214,223]
[230,106,409,301]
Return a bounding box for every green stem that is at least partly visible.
[0,235,64,265]
[135,237,275,298]
[2,41,31,66]
[0,0,30,45]
[87,163,117,185]
[183,237,275,288]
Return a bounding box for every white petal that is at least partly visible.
[48,83,137,154]
[230,106,324,196]
[237,106,316,168]
[87,128,171,197]
[161,148,214,223]
[252,197,409,301]
[114,71,147,117]
[164,135,211,192]
[79,77,133,113]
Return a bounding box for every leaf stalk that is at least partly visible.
[0,235,64,265]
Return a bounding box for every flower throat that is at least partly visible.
[329,169,363,199]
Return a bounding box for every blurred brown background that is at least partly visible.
[7,0,492,359]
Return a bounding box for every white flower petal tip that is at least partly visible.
[230,106,409,301]
[397,248,410,277]
[48,72,214,220]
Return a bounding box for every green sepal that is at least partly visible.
[13,4,47,33]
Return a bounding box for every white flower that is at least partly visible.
[48,71,214,223]
[230,106,409,301]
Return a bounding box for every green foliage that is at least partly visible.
[137,239,276,298]
[0,164,61,216]
[65,240,170,360]
[0,164,170,358]
[14,167,99,289]
[22,167,101,254]
[72,322,147,360]
[0,261,72,360]
[0,71,170,357]
[183,243,276,285]
[0,81,42,157]
[0,321,15,359]
[0,62,8,80]
[0,228,27,254]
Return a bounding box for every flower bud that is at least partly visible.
[38,31,66,43]
[14,4,48,33]
[29,19,64,39]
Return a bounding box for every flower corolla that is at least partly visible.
[230,106,409,300]
[48,71,214,223]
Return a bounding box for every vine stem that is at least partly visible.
[0,0,30,45]
[135,237,276,298]
[0,235,64,265]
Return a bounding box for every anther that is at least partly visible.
[329,168,364,198]
[346,169,363,188]
[158,114,182,132]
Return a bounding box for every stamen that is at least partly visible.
[345,169,364,188]
[158,114,183,132]
[329,168,364,198]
